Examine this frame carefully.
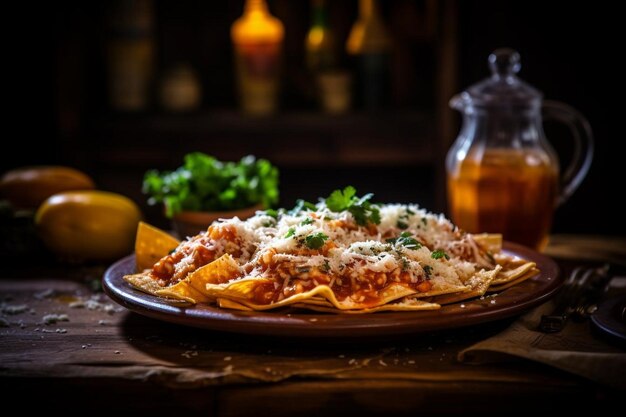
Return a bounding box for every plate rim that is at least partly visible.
[103,242,561,338]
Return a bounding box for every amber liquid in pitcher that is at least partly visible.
[447,148,558,250]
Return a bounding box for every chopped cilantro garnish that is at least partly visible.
[397,220,408,229]
[401,257,410,271]
[421,218,427,226]
[284,228,295,238]
[264,209,278,219]
[301,217,314,225]
[431,250,450,260]
[386,232,422,249]
[305,232,328,249]
[423,265,433,278]
[321,260,331,272]
[324,186,381,227]
[407,208,415,215]
[289,199,317,216]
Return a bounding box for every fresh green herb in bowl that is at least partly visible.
[143,153,279,218]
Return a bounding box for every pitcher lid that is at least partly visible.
[460,48,542,108]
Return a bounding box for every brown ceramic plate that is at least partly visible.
[103,242,561,338]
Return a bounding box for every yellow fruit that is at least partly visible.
[0,166,95,209]
[35,191,142,261]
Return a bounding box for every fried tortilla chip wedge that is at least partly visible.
[299,297,335,307]
[156,254,241,303]
[472,233,503,253]
[156,279,212,303]
[124,272,163,296]
[491,261,537,285]
[218,298,253,311]
[135,221,180,272]
[204,279,420,311]
[408,274,468,299]
[431,266,501,305]
[488,267,539,292]
[293,298,440,314]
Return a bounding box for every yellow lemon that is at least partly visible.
[35,191,142,261]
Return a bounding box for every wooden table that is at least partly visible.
[1,236,623,415]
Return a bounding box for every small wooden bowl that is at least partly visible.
[172,204,263,239]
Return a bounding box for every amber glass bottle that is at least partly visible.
[231,0,284,115]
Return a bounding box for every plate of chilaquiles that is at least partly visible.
[104,187,560,338]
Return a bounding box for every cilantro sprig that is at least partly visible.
[423,265,433,278]
[289,199,317,216]
[324,186,381,227]
[305,232,328,249]
[431,250,450,260]
[386,231,422,250]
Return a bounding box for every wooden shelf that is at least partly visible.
[82,109,436,169]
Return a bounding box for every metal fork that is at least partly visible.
[539,264,611,333]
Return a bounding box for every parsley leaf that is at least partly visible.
[301,217,314,225]
[325,186,357,211]
[264,209,278,219]
[289,199,317,216]
[397,220,408,229]
[431,250,450,260]
[324,186,381,227]
[284,228,295,238]
[305,232,328,249]
[386,232,422,249]
[321,260,331,272]
[401,257,410,271]
[423,265,433,279]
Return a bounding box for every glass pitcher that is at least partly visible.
[446,48,593,250]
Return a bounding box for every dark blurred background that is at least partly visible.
[3,0,623,235]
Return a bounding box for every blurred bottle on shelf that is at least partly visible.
[231,0,284,116]
[346,0,391,110]
[107,0,155,112]
[305,0,335,74]
[305,0,351,114]
[158,64,202,113]
[317,71,351,114]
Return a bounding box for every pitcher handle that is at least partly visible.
[542,100,594,206]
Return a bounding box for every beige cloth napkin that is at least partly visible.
[459,279,626,390]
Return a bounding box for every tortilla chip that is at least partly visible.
[204,279,421,311]
[432,266,501,305]
[124,271,163,295]
[135,222,180,272]
[156,254,241,303]
[491,262,536,285]
[293,298,440,314]
[157,279,212,303]
[472,233,503,253]
[408,275,469,299]
[299,296,335,307]
[488,267,539,292]
[218,298,253,311]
